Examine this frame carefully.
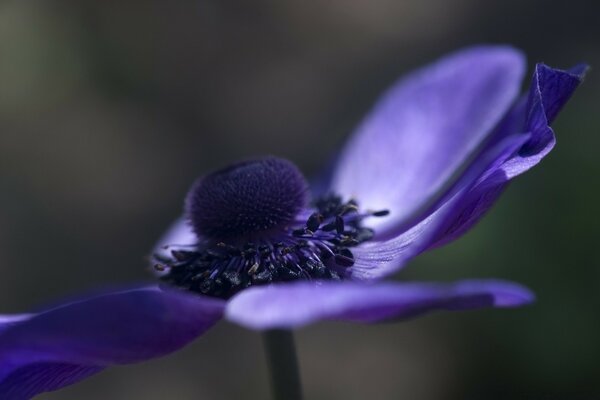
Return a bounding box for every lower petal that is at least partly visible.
[0,316,31,336]
[0,286,225,399]
[225,280,533,330]
[0,363,103,400]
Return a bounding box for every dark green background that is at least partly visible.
[0,1,597,399]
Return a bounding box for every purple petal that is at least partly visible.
[0,364,103,400]
[350,62,587,278]
[0,316,31,335]
[0,286,224,399]
[527,63,588,130]
[350,132,530,279]
[153,218,197,268]
[428,63,588,248]
[330,46,525,236]
[225,280,533,329]
[506,63,588,176]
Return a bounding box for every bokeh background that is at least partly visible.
[1,0,598,399]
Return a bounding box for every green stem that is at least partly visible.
[262,330,303,400]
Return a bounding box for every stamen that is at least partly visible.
[155,194,389,299]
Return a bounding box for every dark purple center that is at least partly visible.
[186,157,308,241]
[155,156,389,299]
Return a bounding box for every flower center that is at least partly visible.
[154,157,388,299]
[186,157,308,241]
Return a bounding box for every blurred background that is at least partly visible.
[0,0,598,399]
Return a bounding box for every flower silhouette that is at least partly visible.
[0,46,587,399]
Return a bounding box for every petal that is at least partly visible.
[429,63,588,248]
[526,63,589,131]
[504,63,588,177]
[350,132,530,279]
[0,364,103,400]
[152,218,198,276]
[330,46,526,236]
[351,62,587,279]
[0,286,224,399]
[0,316,31,336]
[0,315,31,326]
[225,280,533,330]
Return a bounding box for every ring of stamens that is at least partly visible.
[154,195,388,299]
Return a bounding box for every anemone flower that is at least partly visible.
[0,46,587,400]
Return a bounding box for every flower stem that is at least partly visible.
[262,330,303,400]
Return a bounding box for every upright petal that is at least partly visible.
[351,132,530,279]
[330,46,525,236]
[350,62,587,279]
[504,63,588,177]
[428,63,588,248]
[225,280,533,330]
[0,286,225,399]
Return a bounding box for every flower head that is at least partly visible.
[156,156,390,299]
[0,46,587,399]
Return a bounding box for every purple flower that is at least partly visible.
[0,46,587,399]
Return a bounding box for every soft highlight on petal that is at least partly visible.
[0,316,31,335]
[352,62,587,278]
[351,132,530,279]
[225,280,533,330]
[0,286,225,399]
[426,62,588,248]
[153,218,198,275]
[330,46,525,237]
